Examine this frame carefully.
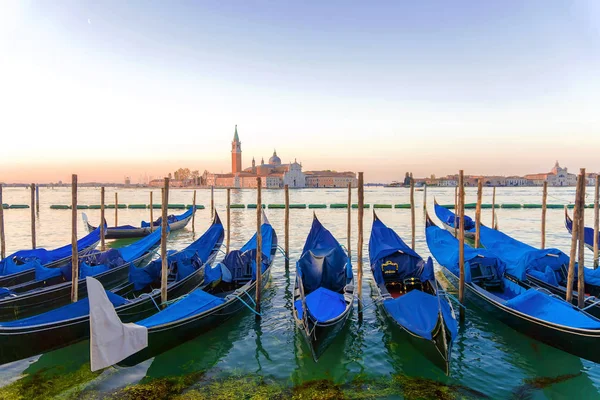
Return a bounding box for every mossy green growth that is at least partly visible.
[0,364,101,400]
[111,371,205,400]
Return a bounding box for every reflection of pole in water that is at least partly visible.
[253,320,271,374]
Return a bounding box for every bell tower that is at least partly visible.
[232,125,242,173]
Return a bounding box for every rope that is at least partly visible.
[439,290,467,309]
[227,293,262,317]
[276,245,289,261]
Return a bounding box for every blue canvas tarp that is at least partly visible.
[505,289,600,329]
[137,288,225,328]
[118,227,163,262]
[141,206,195,228]
[369,217,430,284]
[0,226,102,276]
[297,217,349,294]
[426,224,505,282]
[566,214,599,251]
[479,225,569,283]
[434,202,475,231]
[294,287,346,322]
[383,289,441,339]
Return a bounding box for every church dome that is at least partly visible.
[269,149,281,166]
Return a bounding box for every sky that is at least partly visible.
[1,0,599,183]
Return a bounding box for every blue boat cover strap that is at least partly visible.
[0,290,128,328]
[383,290,441,340]
[294,287,346,322]
[505,289,600,329]
[137,288,225,328]
[434,203,475,231]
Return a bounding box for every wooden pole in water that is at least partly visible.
[577,169,586,308]
[211,185,215,219]
[0,186,5,259]
[114,192,118,227]
[226,188,231,254]
[475,179,482,247]
[35,184,40,214]
[100,187,105,251]
[458,170,465,322]
[285,184,290,270]
[358,172,364,315]
[410,177,415,250]
[541,181,548,249]
[594,178,599,269]
[30,184,36,249]
[255,178,262,319]
[347,183,351,259]
[192,190,197,233]
[71,174,79,303]
[160,178,169,306]
[454,186,458,236]
[491,186,496,228]
[149,192,154,232]
[566,175,582,304]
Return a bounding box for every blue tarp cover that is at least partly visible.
[434,202,475,231]
[0,226,101,276]
[294,287,346,322]
[297,217,349,294]
[426,224,505,282]
[505,289,600,329]
[566,214,599,251]
[383,290,440,340]
[369,217,432,285]
[118,227,163,262]
[141,206,195,228]
[0,290,128,328]
[479,225,575,284]
[137,288,225,328]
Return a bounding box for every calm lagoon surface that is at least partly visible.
[0,186,599,399]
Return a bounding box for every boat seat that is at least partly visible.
[403,277,422,293]
[470,262,503,292]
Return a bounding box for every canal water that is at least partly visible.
[0,186,598,399]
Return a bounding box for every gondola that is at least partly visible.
[88,211,277,369]
[0,226,163,321]
[0,213,224,366]
[436,204,600,318]
[565,208,599,252]
[293,214,353,361]
[369,213,457,374]
[433,199,476,239]
[0,225,102,289]
[82,207,196,239]
[425,211,600,364]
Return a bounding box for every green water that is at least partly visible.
[0,186,599,399]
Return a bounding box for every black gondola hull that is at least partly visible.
[441,266,600,363]
[295,307,351,361]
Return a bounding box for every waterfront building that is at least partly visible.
[524,161,577,186]
[505,176,531,186]
[304,171,357,188]
[203,126,307,188]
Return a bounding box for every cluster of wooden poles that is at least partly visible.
[453,169,600,321]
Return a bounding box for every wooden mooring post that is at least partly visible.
[150,192,154,232]
[114,192,118,226]
[577,169,586,308]
[566,174,582,304]
[255,178,262,319]
[36,184,40,214]
[454,186,458,236]
[475,179,482,247]
[347,183,351,259]
[192,190,197,233]
[285,184,290,270]
[491,187,496,228]
[226,188,231,254]
[211,185,215,219]
[71,175,79,303]
[161,179,169,306]
[541,181,548,249]
[30,184,36,249]
[594,179,599,269]
[100,187,105,251]
[458,170,465,322]
[410,177,415,250]
[0,186,5,259]
[357,172,364,316]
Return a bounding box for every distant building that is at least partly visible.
[505,176,531,186]
[124,177,131,186]
[203,126,307,188]
[524,161,577,186]
[305,171,357,188]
